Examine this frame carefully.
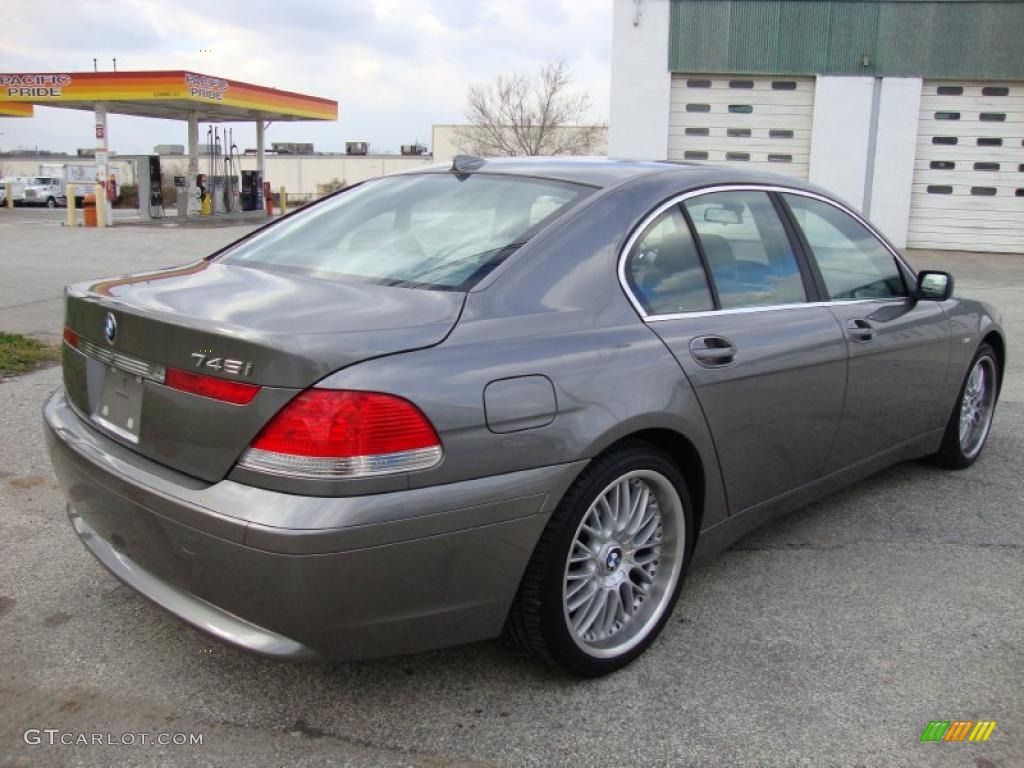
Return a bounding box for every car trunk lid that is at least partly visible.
[62,260,463,481]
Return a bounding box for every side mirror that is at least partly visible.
[916,270,954,301]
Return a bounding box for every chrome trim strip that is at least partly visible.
[75,338,166,382]
[642,299,886,322]
[616,183,915,322]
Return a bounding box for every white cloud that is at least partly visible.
[0,0,611,155]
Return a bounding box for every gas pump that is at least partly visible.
[240,170,263,211]
[136,155,163,220]
[173,176,187,218]
[197,173,211,215]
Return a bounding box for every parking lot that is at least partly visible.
[0,207,1021,767]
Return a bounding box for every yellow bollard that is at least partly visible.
[94,183,106,228]
[5,181,12,209]
[66,184,76,227]
[279,186,287,215]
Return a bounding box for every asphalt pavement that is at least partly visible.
[0,207,1021,767]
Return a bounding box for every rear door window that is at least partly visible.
[782,194,906,299]
[624,207,714,315]
[684,190,807,309]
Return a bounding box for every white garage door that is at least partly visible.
[909,80,1024,253]
[668,75,814,178]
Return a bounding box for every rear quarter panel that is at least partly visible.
[316,180,729,531]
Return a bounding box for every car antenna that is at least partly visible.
[451,155,485,175]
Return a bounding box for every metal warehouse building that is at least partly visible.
[609,0,1024,252]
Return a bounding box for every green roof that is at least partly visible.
[668,0,1024,79]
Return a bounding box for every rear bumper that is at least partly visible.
[44,390,583,660]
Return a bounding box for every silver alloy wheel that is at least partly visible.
[562,469,685,658]
[959,356,996,459]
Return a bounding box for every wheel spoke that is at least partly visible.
[633,514,661,547]
[616,481,630,532]
[626,484,650,536]
[575,588,606,635]
[619,581,636,615]
[567,580,598,611]
[597,496,615,534]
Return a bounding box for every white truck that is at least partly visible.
[19,174,66,207]
[21,164,109,207]
[0,177,30,206]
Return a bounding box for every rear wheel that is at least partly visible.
[508,443,692,676]
[933,343,999,469]
[46,196,57,208]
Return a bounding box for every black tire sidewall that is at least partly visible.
[537,447,694,676]
[938,343,998,468]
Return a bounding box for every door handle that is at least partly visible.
[846,318,875,343]
[690,335,737,366]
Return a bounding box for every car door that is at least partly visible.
[779,192,951,471]
[622,188,848,515]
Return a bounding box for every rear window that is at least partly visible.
[220,173,589,289]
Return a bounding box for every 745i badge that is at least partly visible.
[190,352,253,377]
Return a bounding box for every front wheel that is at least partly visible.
[508,443,693,676]
[933,343,999,469]
[46,196,57,208]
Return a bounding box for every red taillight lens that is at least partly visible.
[62,326,79,348]
[238,390,442,479]
[164,367,261,405]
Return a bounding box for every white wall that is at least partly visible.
[234,155,431,194]
[808,77,875,210]
[431,124,608,165]
[608,0,672,159]
[866,78,922,248]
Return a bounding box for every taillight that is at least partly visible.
[164,367,261,405]
[62,326,79,349]
[237,389,442,479]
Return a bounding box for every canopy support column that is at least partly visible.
[256,118,266,208]
[94,103,110,226]
[186,110,198,217]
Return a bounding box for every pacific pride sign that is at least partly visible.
[1,73,71,97]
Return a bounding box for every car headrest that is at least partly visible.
[655,232,702,273]
[698,233,735,269]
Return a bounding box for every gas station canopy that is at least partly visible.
[0,69,337,222]
[0,101,33,117]
[0,70,337,122]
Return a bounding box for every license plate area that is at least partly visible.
[92,366,144,443]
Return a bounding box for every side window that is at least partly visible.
[625,207,714,315]
[685,190,807,309]
[783,194,906,300]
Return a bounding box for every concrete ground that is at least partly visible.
[0,206,1021,767]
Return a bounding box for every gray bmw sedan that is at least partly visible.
[45,157,1004,676]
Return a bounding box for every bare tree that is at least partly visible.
[455,60,604,157]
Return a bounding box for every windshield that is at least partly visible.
[219,173,589,289]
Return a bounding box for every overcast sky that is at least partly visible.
[0,0,611,155]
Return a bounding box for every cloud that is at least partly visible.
[0,0,611,155]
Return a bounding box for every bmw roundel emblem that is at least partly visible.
[103,312,117,344]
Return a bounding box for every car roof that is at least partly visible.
[407,155,826,194]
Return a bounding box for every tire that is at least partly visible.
[932,343,999,469]
[46,197,57,208]
[508,442,693,676]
